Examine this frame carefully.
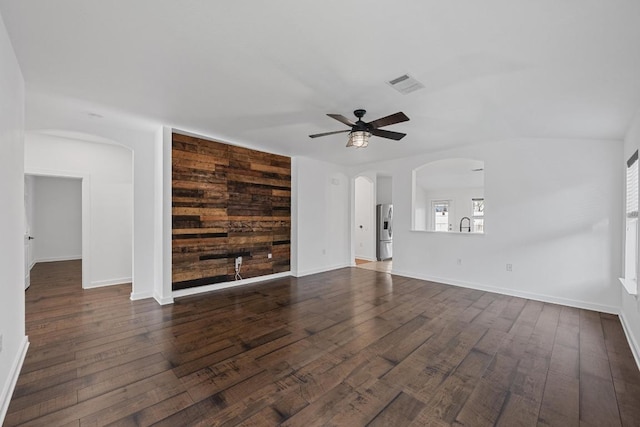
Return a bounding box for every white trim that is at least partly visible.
[410,229,485,236]
[34,255,81,263]
[619,277,638,296]
[294,263,350,278]
[161,128,173,304]
[619,311,640,371]
[153,292,174,305]
[391,269,619,315]
[0,337,29,424]
[130,290,154,301]
[152,128,170,307]
[86,277,132,288]
[172,272,292,299]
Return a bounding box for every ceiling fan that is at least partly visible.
[309,109,409,148]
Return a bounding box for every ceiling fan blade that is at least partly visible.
[309,129,351,138]
[327,114,355,127]
[368,112,410,129]
[371,128,406,141]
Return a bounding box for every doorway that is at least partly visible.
[354,176,375,262]
[353,173,394,273]
[24,176,33,289]
[24,173,89,288]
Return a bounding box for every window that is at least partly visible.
[622,150,638,295]
[432,200,450,232]
[627,151,638,219]
[472,198,484,233]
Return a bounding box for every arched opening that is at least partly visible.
[352,173,395,273]
[412,158,485,233]
[24,130,134,292]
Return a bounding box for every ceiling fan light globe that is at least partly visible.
[347,130,371,148]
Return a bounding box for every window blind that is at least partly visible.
[627,150,638,218]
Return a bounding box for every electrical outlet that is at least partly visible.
[268,253,272,259]
[506,263,513,272]
[457,258,462,265]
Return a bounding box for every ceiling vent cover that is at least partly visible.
[387,74,425,94]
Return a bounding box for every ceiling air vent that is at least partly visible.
[387,74,425,95]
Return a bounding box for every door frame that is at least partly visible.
[25,168,91,289]
[431,199,453,232]
[24,176,32,290]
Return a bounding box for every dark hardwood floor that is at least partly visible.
[5,260,640,426]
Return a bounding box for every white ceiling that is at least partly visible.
[1,0,639,165]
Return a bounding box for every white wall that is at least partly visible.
[25,133,133,287]
[376,175,392,205]
[354,176,376,260]
[351,137,623,314]
[293,156,350,276]
[32,176,82,263]
[414,182,427,231]
[621,111,640,366]
[24,92,162,301]
[0,12,27,423]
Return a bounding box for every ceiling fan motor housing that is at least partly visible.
[353,109,368,131]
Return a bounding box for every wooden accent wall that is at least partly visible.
[172,133,291,291]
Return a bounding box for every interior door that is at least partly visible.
[24,176,33,290]
[355,177,375,260]
[24,232,30,290]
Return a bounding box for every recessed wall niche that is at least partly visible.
[412,158,485,233]
[172,132,291,291]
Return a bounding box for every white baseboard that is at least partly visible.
[86,277,132,289]
[28,259,36,271]
[153,293,174,305]
[294,263,350,278]
[1,336,29,424]
[128,291,174,305]
[129,290,154,301]
[34,255,81,263]
[391,269,619,315]
[294,263,351,278]
[619,311,640,371]
[172,271,292,299]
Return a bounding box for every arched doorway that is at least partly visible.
[24,130,134,291]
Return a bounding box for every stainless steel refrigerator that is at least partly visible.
[376,204,393,261]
